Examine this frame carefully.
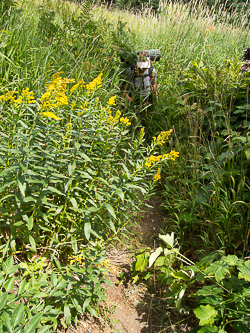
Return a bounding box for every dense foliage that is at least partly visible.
[1,0,250,331]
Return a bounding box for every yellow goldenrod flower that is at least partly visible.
[153,129,173,146]
[42,111,60,121]
[120,117,131,126]
[86,73,103,92]
[107,95,116,106]
[153,168,161,182]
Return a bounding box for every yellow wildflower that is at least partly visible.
[42,111,60,121]
[107,95,116,106]
[120,117,131,126]
[153,129,173,146]
[86,73,103,92]
[153,168,161,182]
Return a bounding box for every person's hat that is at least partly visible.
[137,56,151,69]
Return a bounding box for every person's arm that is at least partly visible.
[151,69,158,97]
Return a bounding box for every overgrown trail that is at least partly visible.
[68,199,170,333]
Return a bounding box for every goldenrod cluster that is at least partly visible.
[86,73,103,92]
[70,79,85,93]
[0,88,35,106]
[40,72,74,110]
[42,111,60,121]
[153,129,173,146]
[107,95,116,106]
[153,168,161,182]
[0,91,17,104]
[145,150,179,168]
[120,117,131,126]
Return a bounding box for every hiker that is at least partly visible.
[241,47,250,73]
[122,50,158,105]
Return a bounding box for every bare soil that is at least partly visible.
[65,199,192,333]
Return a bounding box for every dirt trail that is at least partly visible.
[66,200,191,333]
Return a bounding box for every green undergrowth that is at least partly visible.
[1,0,250,331]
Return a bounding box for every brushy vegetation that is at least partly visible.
[1,0,250,331]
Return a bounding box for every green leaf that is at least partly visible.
[68,161,76,176]
[70,198,78,209]
[78,152,91,162]
[159,233,175,248]
[149,247,163,268]
[238,260,250,282]
[205,261,230,282]
[87,305,97,317]
[50,271,58,288]
[104,203,116,219]
[82,297,91,313]
[18,279,26,294]
[3,276,15,292]
[0,292,8,311]
[64,304,71,326]
[17,177,26,197]
[116,188,124,202]
[29,235,36,252]
[197,325,219,333]
[70,297,83,314]
[84,222,91,240]
[11,302,24,328]
[2,256,13,275]
[194,305,218,326]
[37,326,53,333]
[23,313,43,333]
[47,186,65,196]
[71,236,77,254]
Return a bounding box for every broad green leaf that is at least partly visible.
[18,279,26,294]
[68,161,76,176]
[27,216,34,231]
[50,271,57,288]
[87,305,97,317]
[78,152,91,162]
[104,203,116,219]
[70,297,83,314]
[70,198,78,209]
[4,314,12,333]
[149,247,163,268]
[82,297,91,313]
[222,255,238,266]
[47,186,65,196]
[64,304,71,326]
[3,276,14,292]
[17,177,26,197]
[159,233,175,248]
[116,188,124,202]
[84,222,91,240]
[194,305,218,326]
[11,302,24,328]
[29,235,36,252]
[37,326,53,333]
[23,313,43,333]
[2,256,13,275]
[205,261,230,282]
[135,254,145,271]
[197,325,219,333]
[0,292,8,310]
[71,236,77,254]
[238,260,250,282]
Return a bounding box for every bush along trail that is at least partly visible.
[0,71,178,332]
[1,0,250,332]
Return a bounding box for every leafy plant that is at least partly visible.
[131,233,250,332]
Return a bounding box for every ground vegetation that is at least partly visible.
[0,0,250,332]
